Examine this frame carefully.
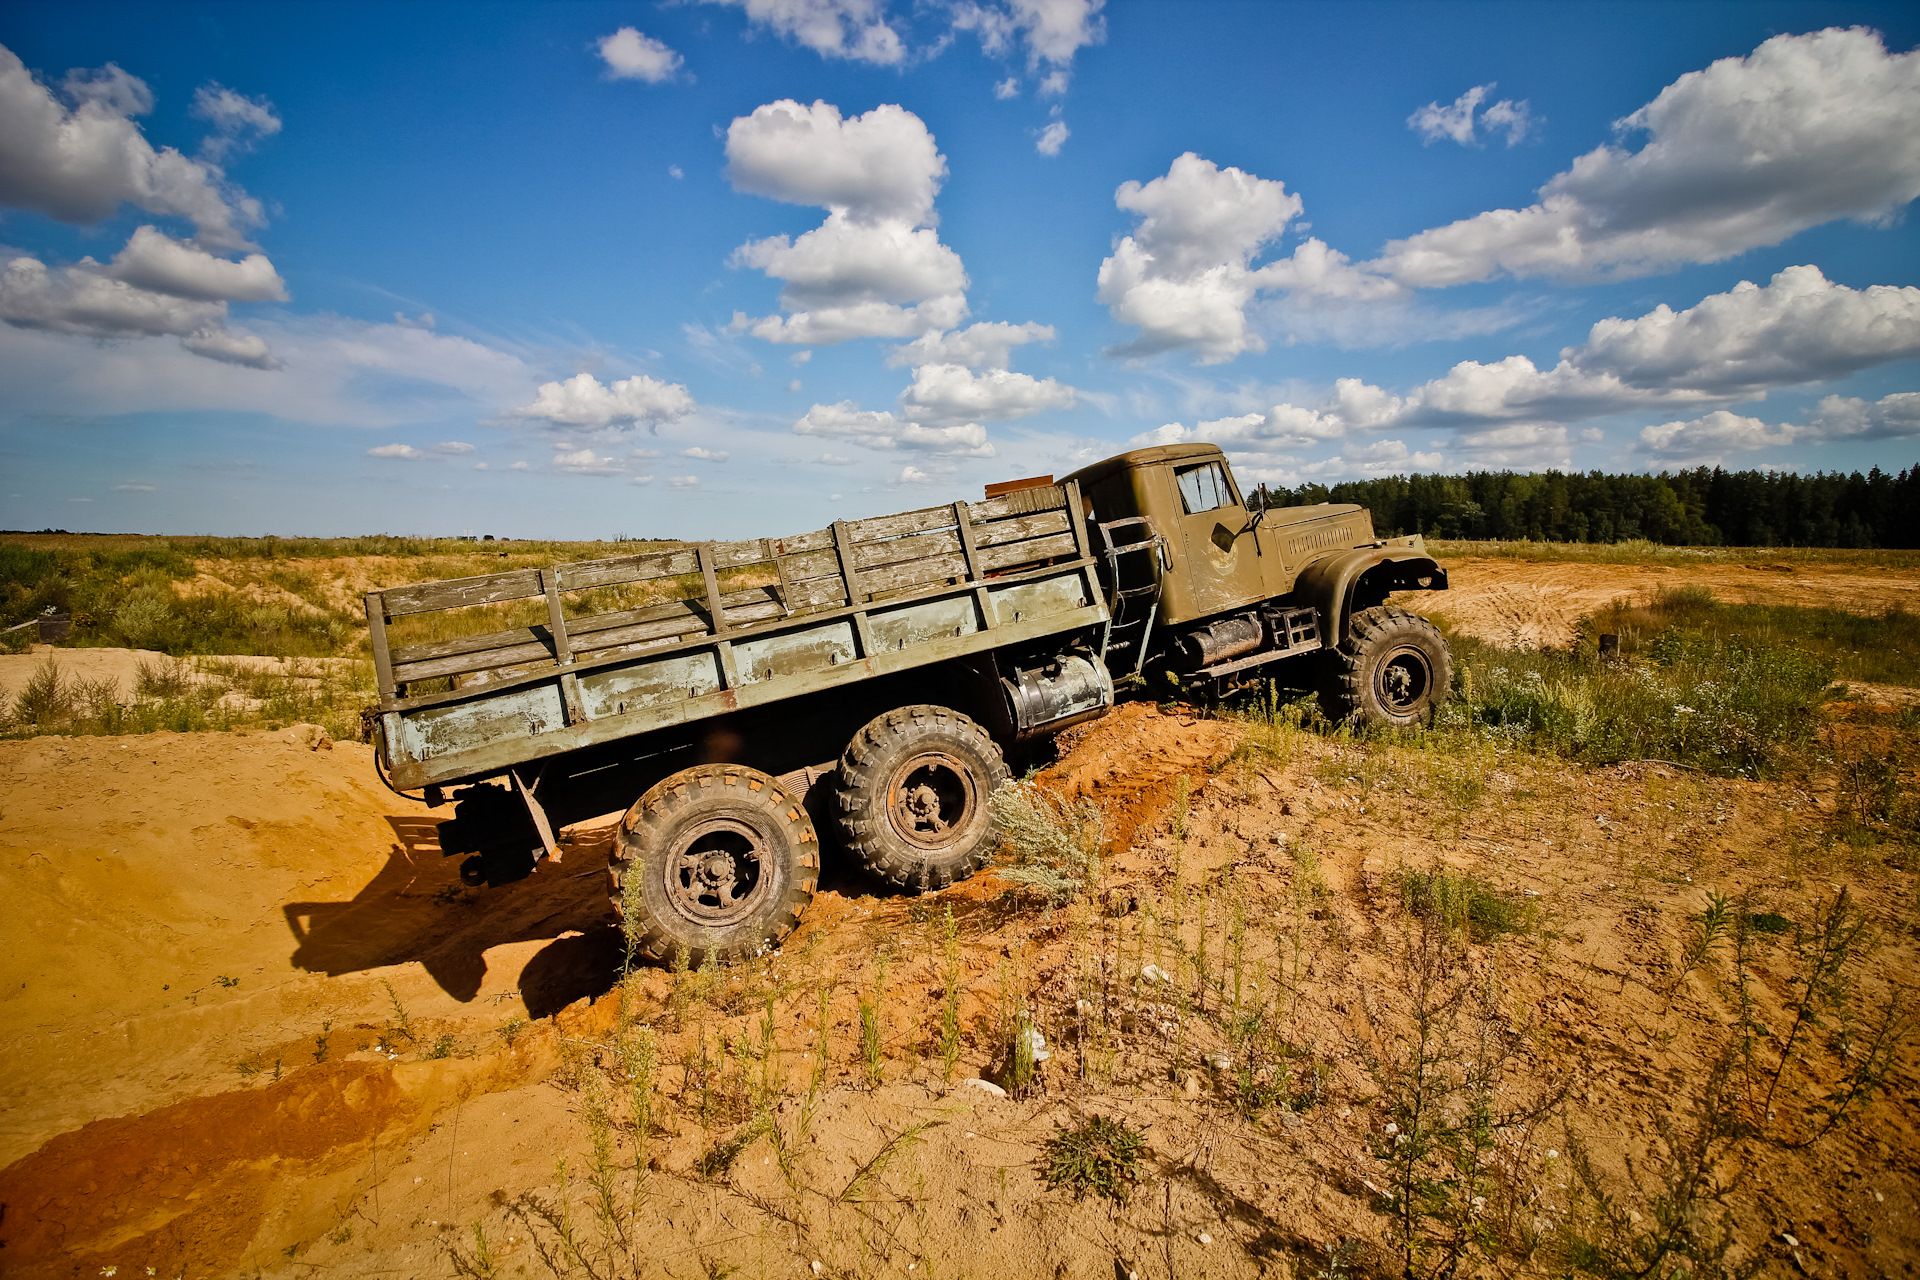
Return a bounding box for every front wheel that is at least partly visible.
[833,705,1010,892]
[610,764,819,967]
[1319,606,1452,729]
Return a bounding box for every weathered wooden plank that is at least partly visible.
[380,554,1097,717]
[854,527,962,570]
[860,550,968,595]
[780,547,841,582]
[768,529,836,557]
[973,508,1070,548]
[365,594,396,696]
[831,521,864,604]
[542,567,573,664]
[848,504,956,543]
[698,545,730,634]
[954,502,996,627]
[1066,480,1090,559]
[978,530,1076,573]
[787,574,851,611]
[970,485,1066,523]
[553,547,699,591]
[391,585,788,684]
[381,568,546,616]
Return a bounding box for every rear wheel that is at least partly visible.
[1319,606,1451,729]
[834,705,1010,892]
[610,764,818,966]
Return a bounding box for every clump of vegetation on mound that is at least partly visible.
[0,653,374,741]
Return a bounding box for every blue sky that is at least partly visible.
[1,1,1917,539]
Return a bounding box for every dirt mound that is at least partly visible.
[1040,700,1242,848]
[1423,557,1920,647]
[0,729,615,1173]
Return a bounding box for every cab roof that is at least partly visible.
[1061,442,1226,490]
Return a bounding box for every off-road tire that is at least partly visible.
[1319,606,1452,729]
[834,705,1010,892]
[609,764,818,967]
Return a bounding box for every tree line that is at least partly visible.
[1264,464,1919,548]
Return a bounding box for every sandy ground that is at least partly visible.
[2,559,1917,1278]
[1422,557,1920,648]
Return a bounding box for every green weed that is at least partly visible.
[1042,1114,1146,1202]
[989,781,1106,906]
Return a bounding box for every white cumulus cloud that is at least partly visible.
[0,45,264,250]
[1811,391,1920,441]
[682,446,731,462]
[2,253,222,338]
[1097,152,1305,363]
[1638,410,1798,463]
[954,0,1105,72]
[794,400,995,456]
[553,447,623,474]
[180,326,278,370]
[1035,120,1069,156]
[726,100,969,344]
[1407,83,1535,147]
[597,27,684,83]
[702,0,904,66]
[898,362,1075,427]
[1239,266,1920,452]
[1378,28,1920,286]
[368,443,423,459]
[191,83,281,161]
[1565,264,1920,395]
[514,372,696,429]
[886,321,1053,368]
[108,226,287,302]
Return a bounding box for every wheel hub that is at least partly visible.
[887,751,979,851]
[1377,647,1431,712]
[663,817,771,928]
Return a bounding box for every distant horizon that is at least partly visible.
[4,454,1913,548]
[2,3,1918,540]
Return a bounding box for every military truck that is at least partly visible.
[364,442,1448,963]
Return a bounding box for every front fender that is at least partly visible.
[1292,548,1448,644]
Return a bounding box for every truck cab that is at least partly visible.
[1065,443,1449,714]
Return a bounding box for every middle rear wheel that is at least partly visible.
[610,763,818,967]
[833,704,1010,892]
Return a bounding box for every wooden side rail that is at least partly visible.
[366,484,1083,699]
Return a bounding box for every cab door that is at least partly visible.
[1171,458,1264,617]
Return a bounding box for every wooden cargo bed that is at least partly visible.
[369,483,1108,789]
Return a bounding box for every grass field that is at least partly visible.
[1429,537,1920,570]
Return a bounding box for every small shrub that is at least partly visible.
[990,781,1106,906]
[12,656,74,728]
[1395,866,1534,942]
[1041,1114,1146,1202]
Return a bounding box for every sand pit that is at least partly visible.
[1419,556,1920,648]
[3,553,1916,1278]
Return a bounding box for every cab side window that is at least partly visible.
[1176,461,1234,514]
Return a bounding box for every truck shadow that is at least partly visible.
[281,815,622,1016]
[282,816,912,1017]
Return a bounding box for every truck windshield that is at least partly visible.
[1176,461,1234,514]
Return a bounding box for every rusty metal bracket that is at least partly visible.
[511,766,559,863]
